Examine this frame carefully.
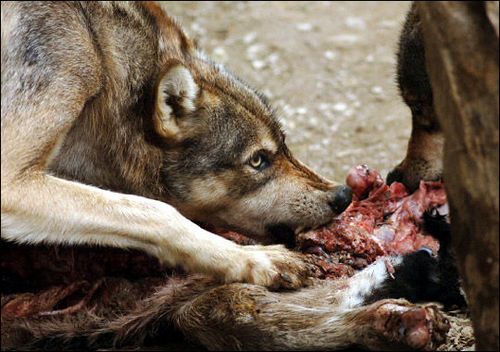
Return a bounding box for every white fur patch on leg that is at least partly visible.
[340,256,403,309]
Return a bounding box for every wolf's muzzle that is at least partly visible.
[328,185,353,214]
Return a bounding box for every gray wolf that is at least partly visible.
[1,1,353,289]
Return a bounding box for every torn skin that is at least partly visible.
[297,165,445,278]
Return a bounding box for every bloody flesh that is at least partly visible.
[297,165,446,278]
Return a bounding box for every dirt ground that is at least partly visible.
[160,2,474,350]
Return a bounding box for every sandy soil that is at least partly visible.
[159,2,473,350]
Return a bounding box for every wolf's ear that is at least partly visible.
[154,64,199,139]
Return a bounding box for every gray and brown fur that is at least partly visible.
[387,3,444,191]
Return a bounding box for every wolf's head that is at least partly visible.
[153,59,352,244]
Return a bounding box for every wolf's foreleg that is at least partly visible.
[2,169,314,288]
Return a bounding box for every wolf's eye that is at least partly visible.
[249,152,270,170]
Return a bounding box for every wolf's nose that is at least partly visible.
[328,185,353,214]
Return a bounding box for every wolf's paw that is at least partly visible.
[232,245,314,290]
[372,300,450,350]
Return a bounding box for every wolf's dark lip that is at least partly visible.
[266,224,296,249]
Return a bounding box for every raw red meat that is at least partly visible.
[297,165,447,278]
[345,164,385,200]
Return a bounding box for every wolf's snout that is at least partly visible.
[328,185,352,214]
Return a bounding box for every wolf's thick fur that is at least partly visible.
[1,1,355,289]
[387,2,444,191]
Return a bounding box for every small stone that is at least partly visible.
[246,44,265,59]
[319,103,330,111]
[243,32,257,44]
[190,22,206,35]
[333,102,348,112]
[346,92,358,101]
[296,22,313,32]
[329,124,339,133]
[252,60,266,70]
[282,105,295,116]
[262,88,274,99]
[267,53,280,64]
[345,17,366,30]
[330,34,359,44]
[296,107,308,115]
[324,50,337,60]
[212,47,228,62]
